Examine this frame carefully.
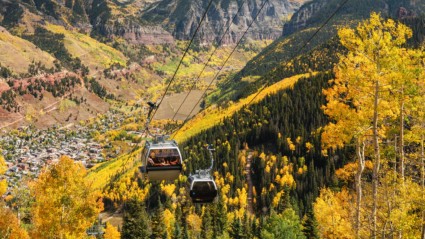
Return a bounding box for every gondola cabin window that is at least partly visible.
[147,148,181,167]
[140,140,183,181]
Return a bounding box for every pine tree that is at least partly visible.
[301,209,319,239]
[229,218,247,238]
[172,221,182,239]
[201,206,213,239]
[121,200,151,239]
[151,199,167,239]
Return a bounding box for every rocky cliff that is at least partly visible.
[1,0,310,45]
[141,0,310,45]
[282,0,425,36]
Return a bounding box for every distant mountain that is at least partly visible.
[140,0,310,44]
[0,0,310,45]
[211,0,425,103]
[283,0,425,36]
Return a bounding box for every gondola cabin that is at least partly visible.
[189,172,218,203]
[140,140,183,181]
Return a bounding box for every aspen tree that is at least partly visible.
[31,156,103,238]
[323,13,414,238]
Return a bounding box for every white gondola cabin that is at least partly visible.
[140,138,183,181]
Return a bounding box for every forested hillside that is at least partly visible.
[84,12,424,239]
[212,0,425,103]
[0,0,424,238]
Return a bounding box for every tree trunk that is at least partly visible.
[399,87,405,181]
[355,141,365,238]
[372,80,381,239]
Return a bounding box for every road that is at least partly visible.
[245,152,254,214]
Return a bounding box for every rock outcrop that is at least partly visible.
[282,0,425,37]
[141,0,310,45]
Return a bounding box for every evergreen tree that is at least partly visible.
[201,206,213,239]
[151,199,167,239]
[261,208,306,239]
[172,221,182,239]
[229,218,246,238]
[301,209,319,239]
[121,200,151,239]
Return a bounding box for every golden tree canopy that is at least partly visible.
[103,222,121,239]
[31,156,103,239]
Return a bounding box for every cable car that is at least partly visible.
[140,136,183,181]
[189,171,218,203]
[188,145,218,203]
[139,102,183,181]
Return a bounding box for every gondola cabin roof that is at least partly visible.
[188,173,214,182]
[145,140,180,149]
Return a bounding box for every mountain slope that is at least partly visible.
[174,72,318,142]
[211,0,425,103]
[0,26,55,74]
[44,24,127,70]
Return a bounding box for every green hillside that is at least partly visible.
[45,24,127,71]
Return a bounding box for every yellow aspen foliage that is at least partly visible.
[261,187,267,197]
[270,155,277,164]
[31,156,103,239]
[0,154,7,195]
[227,212,235,224]
[272,191,283,207]
[265,165,271,173]
[186,213,202,238]
[297,167,304,175]
[259,152,266,162]
[282,156,288,166]
[225,172,234,183]
[221,184,230,195]
[335,162,358,183]
[239,155,246,166]
[163,209,175,237]
[286,138,296,151]
[313,188,354,239]
[237,188,248,209]
[305,142,314,153]
[296,136,302,144]
[161,183,176,197]
[283,165,292,173]
[221,194,229,205]
[228,197,234,205]
[235,208,246,219]
[0,206,30,239]
[178,173,187,183]
[103,222,120,239]
[279,173,295,188]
